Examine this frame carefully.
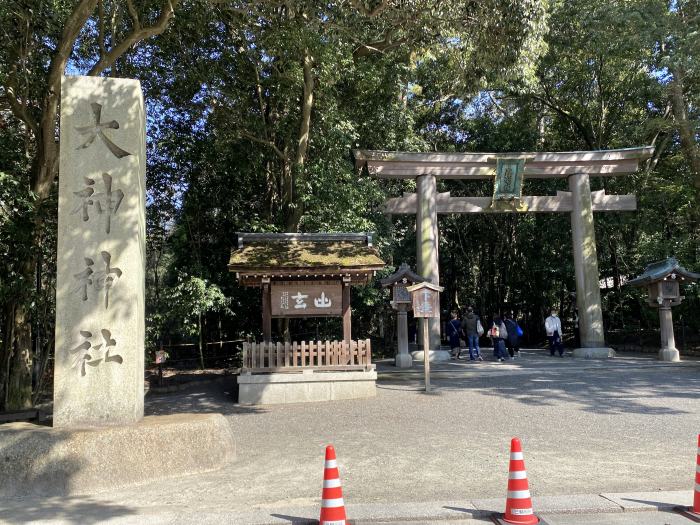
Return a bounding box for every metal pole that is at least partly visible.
[423,324,431,392]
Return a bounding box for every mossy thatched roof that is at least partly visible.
[228,241,385,272]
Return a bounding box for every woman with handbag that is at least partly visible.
[489,314,510,362]
[447,311,462,359]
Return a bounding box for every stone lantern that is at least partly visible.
[628,257,699,362]
[380,263,426,368]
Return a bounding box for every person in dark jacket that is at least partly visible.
[447,311,462,358]
[460,307,483,361]
[504,312,521,359]
[489,314,510,362]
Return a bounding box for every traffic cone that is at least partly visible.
[676,434,700,522]
[493,437,540,525]
[695,434,700,515]
[319,445,347,525]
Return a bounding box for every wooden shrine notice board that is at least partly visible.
[411,288,440,318]
[270,281,342,317]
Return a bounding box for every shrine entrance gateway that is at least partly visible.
[354,147,654,359]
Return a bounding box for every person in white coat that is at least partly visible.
[545,309,564,357]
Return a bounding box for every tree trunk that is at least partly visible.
[285,50,315,232]
[1,0,95,411]
[669,69,700,198]
[198,312,204,370]
[2,0,179,410]
[2,212,54,409]
[0,304,15,407]
[5,303,33,409]
[669,68,700,261]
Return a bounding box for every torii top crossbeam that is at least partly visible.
[353,147,653,179]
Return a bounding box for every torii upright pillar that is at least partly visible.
[569,173,614,358]
[416,175,442,354]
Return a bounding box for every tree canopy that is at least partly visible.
[0,0,698,409]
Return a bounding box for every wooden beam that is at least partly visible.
[342,282,351,342]
[262,282,272,342]
[354,146,653,165]
[366,158,642,179]
[385,191,636,214]
[354,147,654,180]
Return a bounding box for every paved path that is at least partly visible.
[1,350,698,523]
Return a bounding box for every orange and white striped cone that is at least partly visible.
[694,434,700,515]
[676,434,700,522]
[319,445,347,525]
[493,437,541,525]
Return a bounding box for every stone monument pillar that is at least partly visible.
[415,174,443,357]
[568,173,614,358]
[55,75,146,427]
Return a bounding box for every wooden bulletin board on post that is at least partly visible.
[406,281,444,392]
[410,286,441,318]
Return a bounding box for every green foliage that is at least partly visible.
[1,0,700,386]
[0,172,34,304]
[166,274,230,336]
[147,273,230,345]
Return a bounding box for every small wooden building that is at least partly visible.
[228,232,385,404]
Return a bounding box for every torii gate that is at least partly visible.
[354,147,654,359]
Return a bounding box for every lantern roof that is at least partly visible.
[627,257,700,287]
[380,263,426,287]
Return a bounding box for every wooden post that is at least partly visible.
[342,280,351,342]
[262,281,272,342]
[423,323,431,392]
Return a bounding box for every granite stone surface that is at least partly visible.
[55,75,146,428]
[0,413,234,497]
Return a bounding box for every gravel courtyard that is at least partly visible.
[132,350,700,513]
[3,350,697,523]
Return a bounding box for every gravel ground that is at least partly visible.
[129,350,700,513]
[3,350,697,523]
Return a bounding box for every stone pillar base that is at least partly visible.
[395,353,413,368]
[410,349,451,362]
[572,347,616,359]
[0,413,235,497]
[659,348,680,362]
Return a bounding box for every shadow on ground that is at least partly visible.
[0,496,136,524]
[145,377,268,417]
[377,355,700,416]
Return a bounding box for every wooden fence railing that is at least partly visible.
[241,339,373,373]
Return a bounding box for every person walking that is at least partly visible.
[545,309,564,357]
[461,307,483,361]
[447,311,462,359]
[489,314,510,362]
[504,312,521,358]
